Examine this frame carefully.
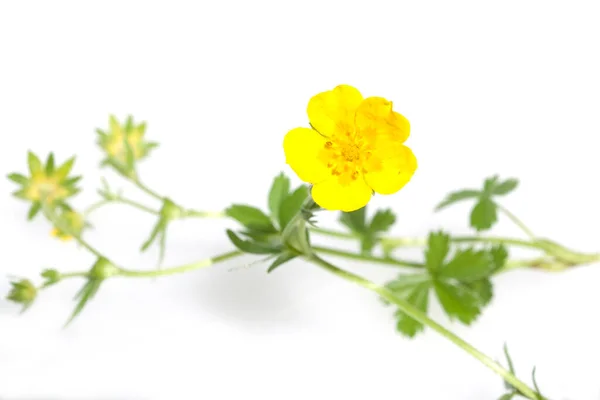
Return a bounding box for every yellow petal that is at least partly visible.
[311,175,372,212]
[307,85,363,137]
[283,127,329,183]
[356,97,410,144]
[364,145,417,195]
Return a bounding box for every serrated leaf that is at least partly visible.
[55,156,76,181]
[278,185,309,231]
[369,209,396,234]
[7,173,28,185]
[267,252,297,273]
[433,280,481,324]
[226,205,277,233]
[226,230,282,255]
[490,245,509,272]
[360,235,376,254]
[470,198,498,231]
[493,178,518,195]
[45,153,55,174]
[394,282,430,337]
[339,206,367,233]
[483,175,500,194]
[27,151,43,175]
[385,274,431,293]
[27,202,42,220]
[435,189,481,211]
[464,278,493,306]
[439,248,493,282]
[268,173,290,226]
[425,231,450,272]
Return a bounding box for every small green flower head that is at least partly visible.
[7,279,37,311]
[96,115,159,175]
[7,152,81,219]
[50,206,88,241]
[41,269,61,287]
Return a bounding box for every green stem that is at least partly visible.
[130,177,163,201]
[308,254,540,400]
[312,246,423,269]
[60,272,89,279]
[310,227,358,240]
[84,198,159,217]
[184,209,226,218]
[450,236,541,250]
[118,250,243,277]
[497,205,536,239]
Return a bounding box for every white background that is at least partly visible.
[1,1,600,399]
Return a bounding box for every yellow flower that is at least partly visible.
[283,85,417,212]
[97,115,158,171]
[8,152,81,218]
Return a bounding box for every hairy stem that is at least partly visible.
[130,176,163,201]
[308,254,540,400]
[497,204,536,239]
[118,250,243,277]
[84,198,159,217]
[312,246,423,269]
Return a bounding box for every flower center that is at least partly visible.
[341,144,360,162]
[318,132,377,185]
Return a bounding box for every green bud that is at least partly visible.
[7,279,37,310]
[41,269,61,286]
[89,257,120,280]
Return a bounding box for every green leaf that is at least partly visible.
[493,178,518,195]
[226,230,281,255]
[483,175,500,194]
[498,393,516,400]
[268,173,290,225]
[45,153,55,174]
[490,245,509,272]
[278,185,310,231]
[435,189,481,211]
[433,280,481,324]
[464,278,493,306]
[339,206,367,233]
[394,282,430,337]
[55,156,76,181]
[66,279,101,326]
[439,248,493,282]
[385,274,430,294]
[141,218,166,251]
[425,231,450,272]
[27,151,43,175]
[226,205,277,233]
[470,198,498,231]
[267,252,297,273]
[531,367,544,399]
[27,202,42,220]
[369,209,396,234]
[7,173,28,185]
